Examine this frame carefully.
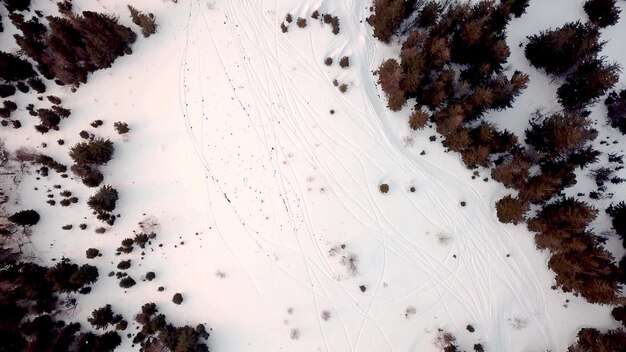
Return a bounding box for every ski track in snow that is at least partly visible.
[174,0,568,351]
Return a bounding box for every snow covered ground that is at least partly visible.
[3,0,625,351]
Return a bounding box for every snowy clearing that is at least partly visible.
[3,0,624,351]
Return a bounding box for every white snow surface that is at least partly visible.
[3,0,624,351]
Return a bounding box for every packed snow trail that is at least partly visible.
[172,0,610,351]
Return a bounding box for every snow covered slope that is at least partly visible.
[4,0,623,351]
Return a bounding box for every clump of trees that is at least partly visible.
[367,0,416,43]
[525,21,602,76]
[371,0,623,305]
[525,20,620,110]
[133,303,209,351]
[567,328,626,351]
[70,138,114,165]
[69,138,113,187]
[88,305,123,330]
[12,9,137,86]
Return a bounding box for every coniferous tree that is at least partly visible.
[496,195,528,224]
[557,58,620,110]
[584,0,621,28]
[88,185,118,213]
[525,22,602,76]
[69,138,114,165]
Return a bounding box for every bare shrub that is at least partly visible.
[296,18,306,28]
[434,329,458,349]
[290,328,300,340]
[404,306,416,318]
[128,5,157,37]
[508,316,528,330]
[321,310,331,321]
[340,253,359,276]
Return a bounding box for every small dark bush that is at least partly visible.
[379,183,389,194]
[88,305,122,330]
[69,138,114,165]
[605,89,626,134]
[8,209,40,226]
[47,95,62,105]
[285,14,292,23]
[324,57,333,66]
[0,84,16,98]
[88,185,119,213]
[3,100,17,111]
[114,121,129,134]
[86,248,100,259]
[172,293,183,304]
[119,277,136,288]
[90,119,103,128]
[117,260,131,270]
[312,10,319,19]
[27,78,46,93]
[339,56,349,68]
[145,272,155,281]
[71,163,104,187]
[296,17,307,28]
